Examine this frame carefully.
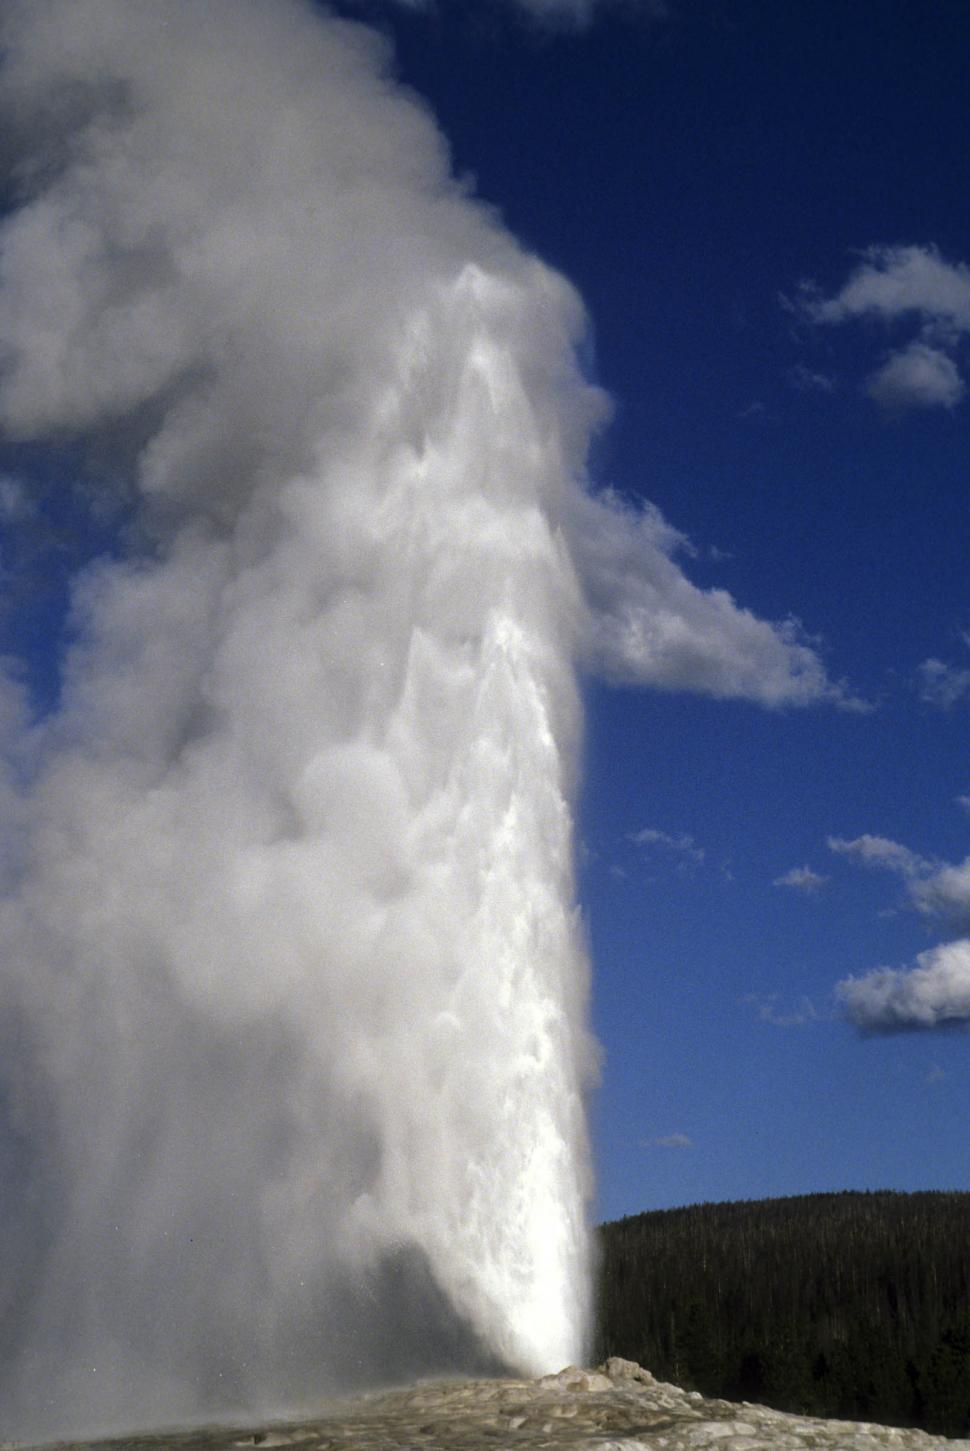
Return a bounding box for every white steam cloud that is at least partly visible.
[0,0,838,1439]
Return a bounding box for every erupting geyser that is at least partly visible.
[0,1,839,1441]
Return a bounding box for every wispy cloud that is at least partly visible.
[910,860,970,932]
[805,244,970,331]
[828,833,932,879]
[0,476,34,524]
[832,827,970,1031]
[829,831,970,933]
[795,243,970,413]
[866,341,964,412]
[789,363,835,393]
[744,993,819,1027]
[773,864,829,894]
[641,1132,693,1149]
[918,657,970,708]
[629,826,705,867]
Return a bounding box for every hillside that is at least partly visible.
[595,1190,970,1437]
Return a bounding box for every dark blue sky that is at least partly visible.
[329,0,970,1218]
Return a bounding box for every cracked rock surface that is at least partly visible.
[10,1358,970,1451]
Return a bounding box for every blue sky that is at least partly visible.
[330,0,970,1221]
[2,0,970,1239]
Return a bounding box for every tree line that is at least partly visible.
[594,1190,970,1437]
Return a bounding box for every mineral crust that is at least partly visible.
[9,1356,970,1451]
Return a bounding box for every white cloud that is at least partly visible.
[828,831,970,929]
[837,939,970,1033]
[831,819,970,1033]
[773,864,828,894]
[745,993,819,1027]
[573,490,854,709]
[956,794,970,813]
[828,833,932,878]
[910,859,970,932]
[918,657,970,707]
[866,342,964,412]
[799,244,970,413]
[806,244,970,331]
[641,1132,692,1149]
[629,826,704,865]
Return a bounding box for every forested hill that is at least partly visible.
[595,1190,970,1437]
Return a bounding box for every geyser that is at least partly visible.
[0,1,838,1441]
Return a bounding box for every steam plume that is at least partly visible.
[0,1,837,1439]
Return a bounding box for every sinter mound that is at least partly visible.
[10,1357,970,1451]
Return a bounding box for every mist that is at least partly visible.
[0,1,837,1439]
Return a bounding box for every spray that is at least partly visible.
[0,2,600,1437]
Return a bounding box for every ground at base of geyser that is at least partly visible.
[7,1358,970,1451]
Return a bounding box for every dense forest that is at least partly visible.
[595,1190,970,1437]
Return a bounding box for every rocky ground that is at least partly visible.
[8,1358,970,1451]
